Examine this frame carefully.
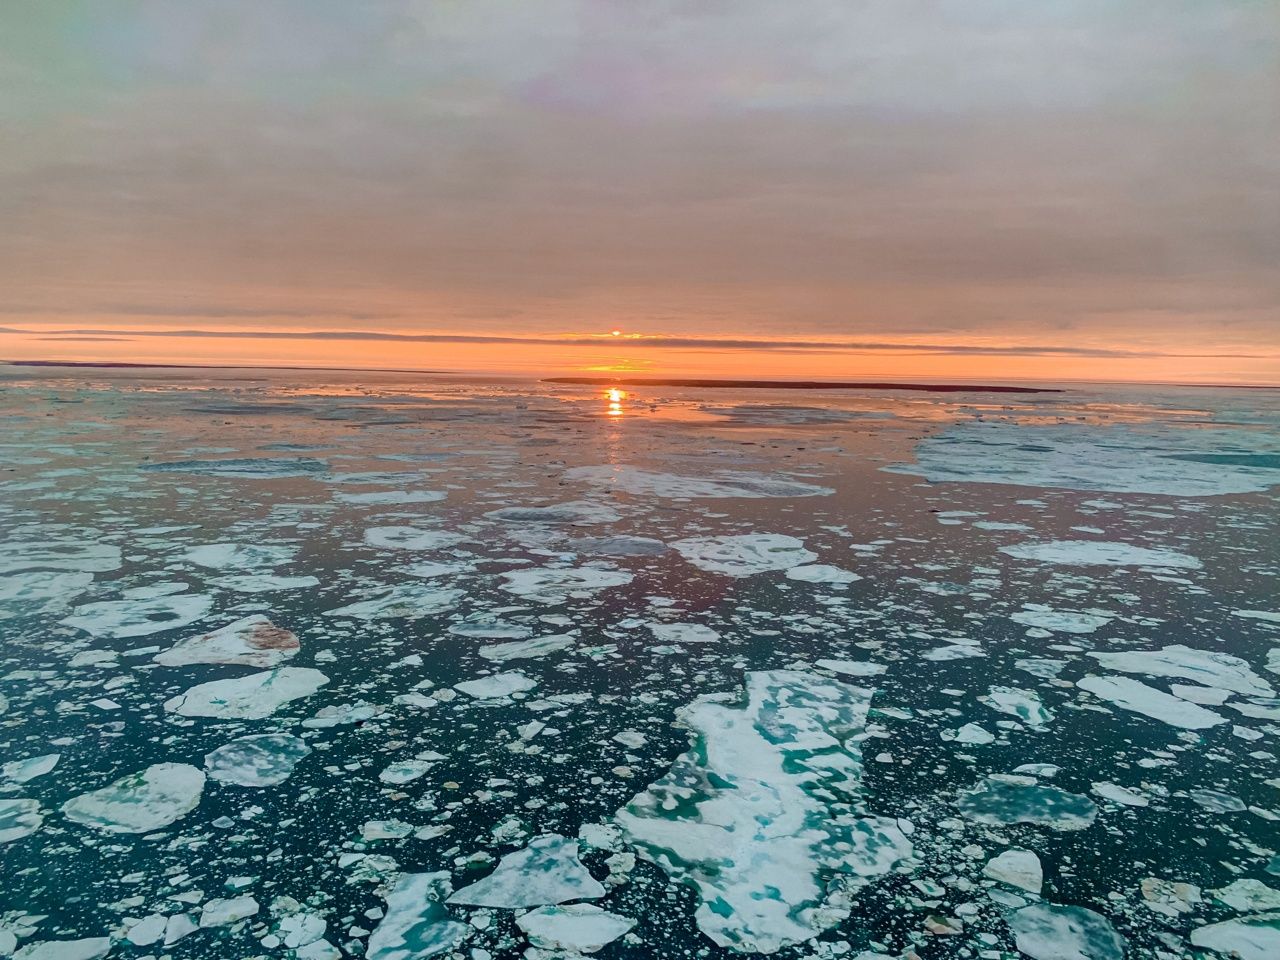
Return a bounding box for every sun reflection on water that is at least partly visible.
[605,387,626,417]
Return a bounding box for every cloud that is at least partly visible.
[0,326,1267,360]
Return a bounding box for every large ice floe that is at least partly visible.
[139,457,327,478]
[1075,675,1226,729]
[485,501,620,524]
[183,542,297,569]
[61,763,205,833]
[448,834,605,908]
[1008,903,1125,960]
[999,539,1202,569]
[0,542,122,575]
[615,670,913,954]
[322,583,462,620]
[563,465,834,498]
[1087,645,1273,697]
[1190,912,1280,960]
[0,798,43,843]
[516,904,635,954]
[62,593,213,638]
[889,420,1280,496]
[957,775,1097,831]
[0,570,94,617]
[204,733,311,786]
[164,667,330,719]
[499,567,632,603]
[367,872,468,960]
[671,534,817,577]
[153,615,299,668]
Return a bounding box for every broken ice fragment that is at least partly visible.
[499,567,632,603]
[999,539,1201,569]
[980,685,1053,728]
[62,593,213,638]
[154,615,299,668]
[785,564,861,585]
[454,672,537,700]
[448,834,605,908]
[1190,912,1280,960]
[61,762,205,833]
[0,798,43,843]
[323,583,461,620]
[983,849,1043,894]
[1088,645,1273,698]
[648,623,720,645]
[478,634,575,662]
[564,465,833,499]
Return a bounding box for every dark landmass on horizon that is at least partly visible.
[545,376,1061,394]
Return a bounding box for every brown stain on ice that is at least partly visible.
[243,621,299,651]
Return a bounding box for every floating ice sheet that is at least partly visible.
[204,733,311,786]
[368,872,468,960]
[1087,645,1273,697]
[323,583,461,620]
[486,501,620,524]
[958,775,1097,831]
[1009,606,1113,634]
[500,567,632,603]
[478,634,574,662]
[0,571,94,617]
[516,904,635,954]
[0,798,43,843]
[140,457,327,478]
[0,542,121,575]
[62,593,213,638]
[183,542,297,569]
[1008,903,1124,960]
[616,670,912,953]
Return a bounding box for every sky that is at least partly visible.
[1,1,1277,383]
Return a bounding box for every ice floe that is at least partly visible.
[164,667,330,719]
[1000,539,1202,569]
[516,904,635,954]
[1190,913,1280,960]
[671,534,817,577]
[323,583,461,619]
[183,542,297,569]
[12,938,111,960]
[486,501,620,524]
[204,733,311,786]
[0,541,121,574]
[500,567,632,603]
[454,672,537,700]
[1087,644,1273,697]
[364,527,466,550]
[892,420,1280,496]
[208,574,319,593]
[140,457,327,478]
[1076,675,1226,729]
[3,754,59,783]
[61,763,205,833]
[1009,606,1113,634]
[1008,903,1124,960]
[616,670,912,953]
[980,685,1054,728]
[154,615,299,668]
[0,571,94,617]
[648,623,720,644]
[367,872,468,959]
[564,465,833,498]
[62,593,213,638]
[448,834,605,908]
[334,489,445,505]
[785,564,862,585]
[958,775,1097,831]
[983,849,1043,894]
[0,798,43,843]
[478,634,574,662]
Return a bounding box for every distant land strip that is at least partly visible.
[544,376,1062,394]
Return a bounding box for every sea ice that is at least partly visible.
[204,733,311,786]
[61,763,205,833]
[1076,675,1226,729]
[140,457,326,478]
[671,534,817,577]
[1087,645,1273,697]
[62,593,213,638]
[649,623,720,644]
[2,754,60,783]
[367,872,468,960]
[616,670,912,953]
[1008,903,1125,960]
[0,571,94,617]
[0,798,43,843]
[1009,607,1113,634]
[980,686,1054,728]
[209,574,320,593]
[815,659,887,677]
[0,542,121,575]
[154,615,299,668]
[1190,913,1280,960]
[183,542,297,569]
[478,634,575,662]
[12,938,111,960]
[199,895,259,927]
[1211,879,1280,912]
[323,583,461,619]
[364,527,466,550]
[983,849,1043,894]
[958,776,1097,831]
[334,489,445,505]
[564,465,833,499]
[516,904,636,954]
[999,540,1202,569]
[785,564,861,585]
[448,834,605,908]
[164,667,330,719]
[486,501,620,524]
[454,672,537,700]
[500,567,632,603]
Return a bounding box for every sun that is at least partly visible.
[610,329,622,337]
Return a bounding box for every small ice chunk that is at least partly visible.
[323,583,461,620]
[364,527,466,550]
[1009,607,1113,634]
